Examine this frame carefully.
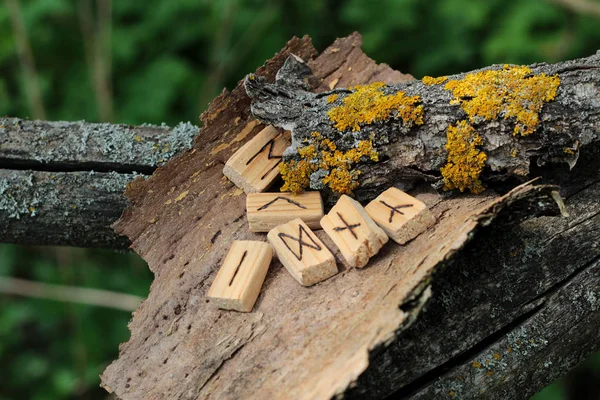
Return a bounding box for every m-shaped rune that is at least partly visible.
[333,212,361,240]
[380,200,413,223]
[278,224,322,261]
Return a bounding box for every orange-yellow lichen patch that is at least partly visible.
[280,132,379,194]
[322,167,360,194]
[279,160,313,194]
[327,82,424,132]
[422,75,448,85]
[327,93,339,104]
[444,65,560,136]
[440,120,487,194]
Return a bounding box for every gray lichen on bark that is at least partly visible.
[0,118,198,170]
[245,52,600,201]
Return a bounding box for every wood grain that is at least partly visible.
[207,240,273,312]
[246,191,324,232]
[321,195,388,268]
[365,187,435,245]
[267,218,337,286]
[223,125,290,193]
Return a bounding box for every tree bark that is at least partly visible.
[245,51,600,202]
[0,118,198,248]
[98,33,599,400]
[0,32,597,400]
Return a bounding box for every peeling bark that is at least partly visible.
[99,33,599,400]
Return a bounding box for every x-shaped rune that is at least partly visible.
[380,200,413,223]
[278,224,322,261]
[333,212,361,240]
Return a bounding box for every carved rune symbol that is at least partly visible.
[278,225,322,261]
[257,196,307,211]
[245,136,284,180]
[229,250,247,286]
[333,212,361,240]
[379,200,413,223]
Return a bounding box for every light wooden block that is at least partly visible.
[223,126,290,193]
[207,240,273,312]
[267,218,337,286]
[320,195,388,268]
[246,191,324,232]
[365,187,436,245]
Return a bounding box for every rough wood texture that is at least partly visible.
[1,32,596,400]
[99,33,598,400]
[245,49,600,202]
[345,150,600,399]
[0,117,198,173]
[0,169,136,248]
[0,118,198,248]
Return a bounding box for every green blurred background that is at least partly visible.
[1,0,599,399]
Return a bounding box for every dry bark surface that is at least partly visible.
[99,33,599,399]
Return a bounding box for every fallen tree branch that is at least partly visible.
[245,51,600,202]
[0,118,199,248]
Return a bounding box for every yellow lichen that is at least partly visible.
[440,120,487,194]
[279,159,314,193]
[510,148,518,158]
[327,93,339,104]
[279,132,379,194]
[444,65,560,136]
[327,82,424,132]
[564,147,575,155]
[322,167,360,194]
[422,75,448,85]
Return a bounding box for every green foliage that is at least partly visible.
[1,1,599,399]
[0,245,152,400]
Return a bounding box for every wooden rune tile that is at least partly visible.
[246,191,324,232]
[267,218,337,286]
[365,187,436,245]
[207,240,273,312]
[320,195,389,268]
[223,125,290,193]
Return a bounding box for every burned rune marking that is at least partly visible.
[333,212,361,240]
[229,250,247,286]
[257,196,307,211]
[246,136,283,166]
[380,200,413,223]
[278,224,321,261]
